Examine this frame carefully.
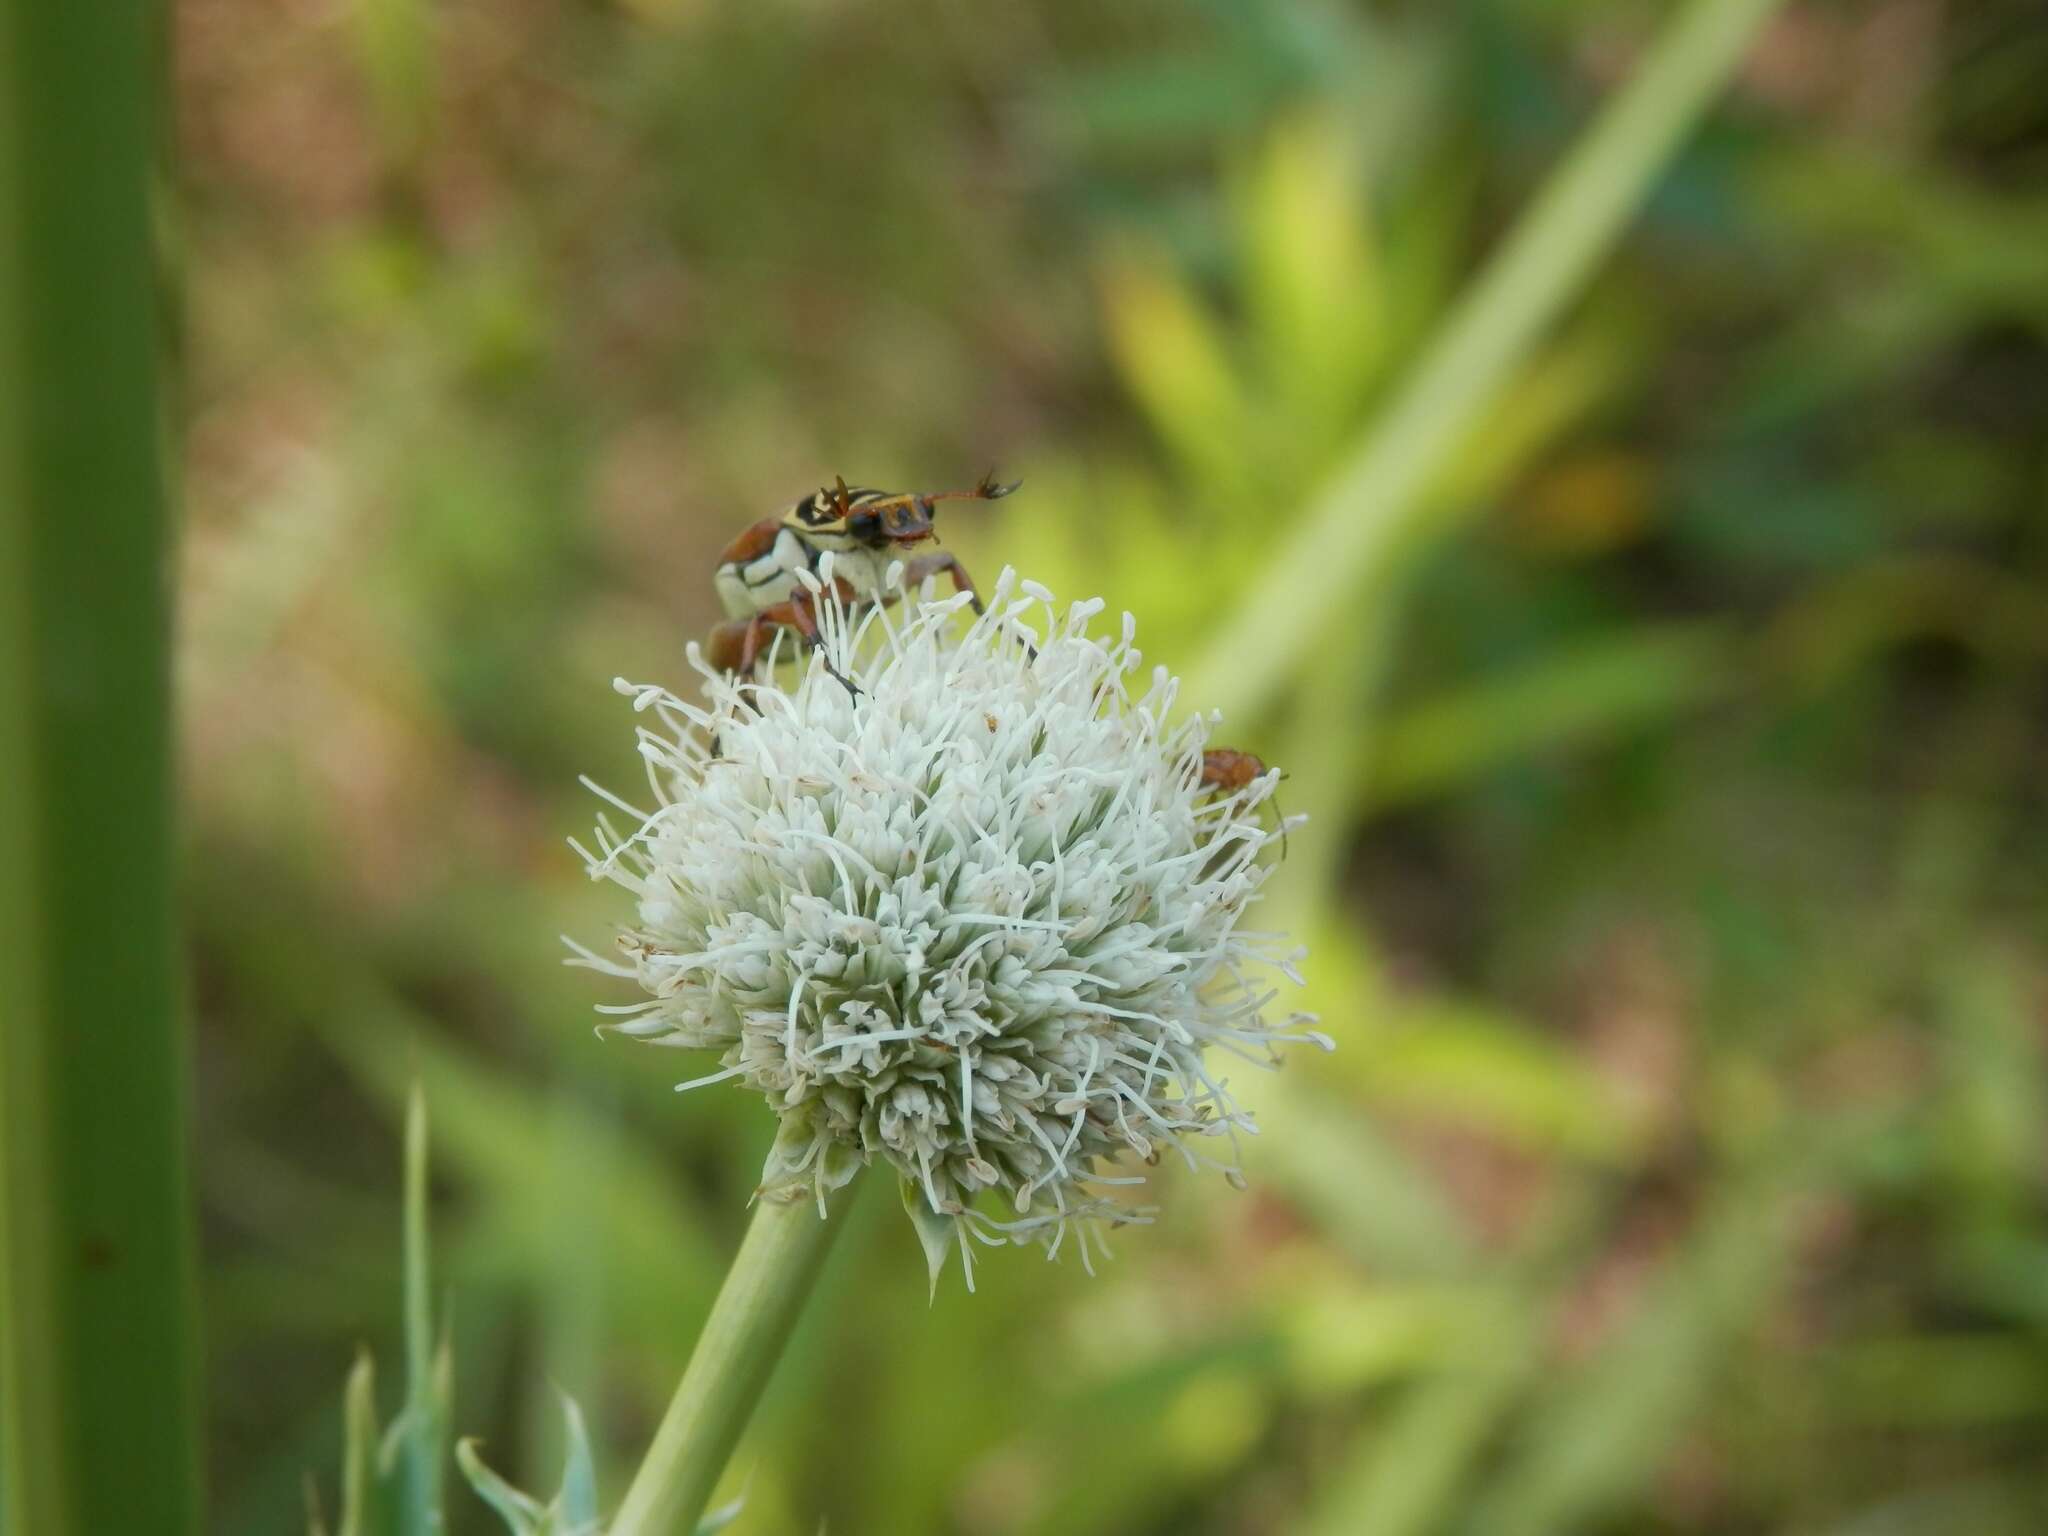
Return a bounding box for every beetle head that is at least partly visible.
[846,498,935,548]
[794,473,1017,553]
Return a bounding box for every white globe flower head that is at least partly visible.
[571,563,1328,1290]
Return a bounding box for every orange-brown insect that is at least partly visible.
[706,472,1017,693]
[1199,748,1288,857]
[1199,749,1268,795]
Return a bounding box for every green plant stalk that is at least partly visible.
[608,1186,859,1536]
[1188,0,1786,720]
[0,3,201,1535]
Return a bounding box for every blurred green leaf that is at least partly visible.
[1340,1001,1647,1162]
[1762,555,2048,694]
[1276,1281,1491,1400]
[1466,1172,1804,1536]
[1827,1336,2048,1428]
[1303,1288,1544,1536]
[1933,943,2046,1221]
[1189,0,1788,721]
[1251,1076,1476,1278]
[1099,249,1256,499]
[1234,112,1386,446]
[1015,1335,1281,1536]
[1367,621,1734,810]
[1828,1480,2048,1536]
[322,1000,726,1377]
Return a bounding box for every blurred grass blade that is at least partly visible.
[1099,252,1256,498]
[699,1496,748,1534]
[1236,113,1385,441]
[1303,1290,1543,1536]
[339,1354,383,1536]
[1340,1003,1646,1163]
[311,1087,448,1536]
[323,1001,722,1330]
[0,1,201,1533]
[1466,1175,1802,1536]
[1365,621,1734,811]
[1933,944,2045,1221]
[398,1084,445,1536]
[1254,1078,1475,1278]
[1189,0,1786,719]
[1827,1478,2048,1536]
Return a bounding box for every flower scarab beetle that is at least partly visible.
[707,472,1018,690]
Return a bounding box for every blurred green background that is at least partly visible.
[168,0,2048,1531]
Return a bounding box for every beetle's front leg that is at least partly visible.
[760,592,863,699]
[706,610,811,676]
[898,552,984,615]
[900,551,1038,662]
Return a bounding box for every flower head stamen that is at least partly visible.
[575,569,1326,1289]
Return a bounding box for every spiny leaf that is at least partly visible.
[310,1086,446,1536]
[458,1392,619,1536]
[555,1395,600,1530]
[455,1442,548,1536]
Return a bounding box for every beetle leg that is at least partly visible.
[897,552,984,614]
[706,610,813,680]
[900,551,1040,663]
[758,591,863,699]
[705,617,760,675]
[704,616,775,712]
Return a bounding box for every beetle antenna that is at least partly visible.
[923,472,1020,509]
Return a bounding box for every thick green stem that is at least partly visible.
[609,1186,858,1536]
[1188,0,1787,720]
[0,2,200,1534]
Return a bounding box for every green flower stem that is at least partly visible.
[609,1183,860,1536]
[1188,0,1787,721]
[0,1,200,1534]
